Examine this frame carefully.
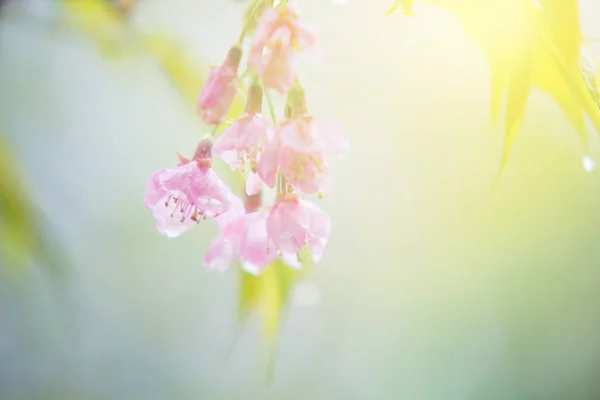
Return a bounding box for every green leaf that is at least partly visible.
[498,57,532,177]
[0,134,69,277]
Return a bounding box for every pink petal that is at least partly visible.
[245,172,262,196]
[239,211,277,269]
[307,201,331,240]
[152,199,198,238]
[218,149,240,168]
[197,68,224,109]
[257,138,282,188]
[316,169,333,195]
[251,7,279,54]
[277,118,318,153]
[188,166,232,217]
[203,235,237,271]
[307,237,326,262]
[159,162,196,202]
[203,210,246,270]
[281,252,302,269]
[279,148,331,195]
[212,186,245,232]
[241,261,269,276]
[278,117,349,156]
[294,23,318,57]
[290,167,331,195]
[266,199,308,254]
[144,170,168,209]
[305,201,331,262]
[213,114,272,169]
[261,44,297,94]
[266,198,331,261]
[197,67,237,125]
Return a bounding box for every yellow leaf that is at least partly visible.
[0,135,68,277]
[60,0,132,57]
[498,55,532,174]
[237,266,262,317]
[140,33,206,103]
[422,0,600,177]
[0,136,36,273]
[386,0,416,16]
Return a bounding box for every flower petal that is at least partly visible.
[281,252,302,269]
[159,162,195,202]
[203,235,237,271]
[152,199,198,238]
[257,138,281,188]
[267,198,331,260]
[144,169,168,209]
[267,199,307,254]
[212,185,245,232]
[245,172,263,196]
[188,166,232,217]
[197,67,237,125]
[240,211,277,269]
[278,118,317,153]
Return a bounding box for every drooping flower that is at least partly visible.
[212,81,273,195]
[259,31,297,93]
[258,115,349,194]
[197,46,242,125]
[144,140,237,237]
[213,114,272,170]
[266,196,331,263]
[203,215,244,272]
[249,5,316,93]
[203,209,278,274]
[252,6,317,57]
[238,210,278,274]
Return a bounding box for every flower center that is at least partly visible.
[233,144,263,173]
[164,196,205,223]
[287,152,326,183]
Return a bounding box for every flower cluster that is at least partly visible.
[144,1,348,275]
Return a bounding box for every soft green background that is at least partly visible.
[1,0,600,398]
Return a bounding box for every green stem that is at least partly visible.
[238,0,267,44]
[264,90,278,124]
[263,86,283,198]
[275,170,281,194]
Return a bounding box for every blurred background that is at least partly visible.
[1,0,600,398]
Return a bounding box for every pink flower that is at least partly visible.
[252,6,317,57]
[203,209,277,274]
[212,186,246,232]
[144,141,237,237]
[256,134,281,189]
[238,210,278,274]
[258,115,349,194]
[249,5,316,93]
[212,82,273,195]
[266,197,331,263]
[203,216,244,271]
[278,116,349,155]
[259,30,297,93]
[245,172,263,196]
[212,114,272,174]
[197,46,242,125]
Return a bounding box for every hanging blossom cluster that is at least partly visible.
[144,1,348,274]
